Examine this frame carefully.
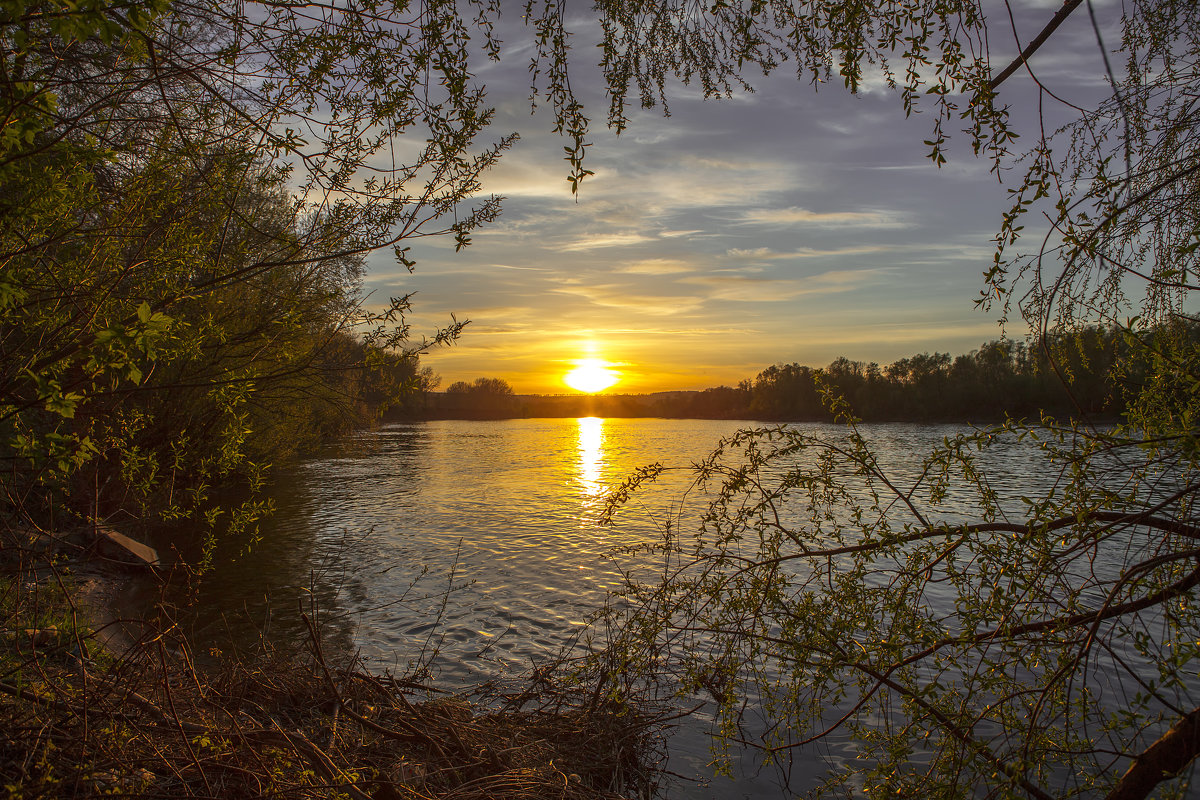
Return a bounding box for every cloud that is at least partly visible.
[478,159,582,199]
[737,206,905,228]
[681,276,808,303]
[552,283,707,315]
[789,244,891,258]
[720,244,892,262]
[484,262,548,271]
[726,246,773,258]
[557,232,659,251]
[623,160,797,211]
[805,268,887,287]
[853,62,897,96]
[682,268,884,303]
[721,245,890,260]
[616,258,694,275]
[794,320,1006,347]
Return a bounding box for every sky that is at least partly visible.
[361,1,1118,395]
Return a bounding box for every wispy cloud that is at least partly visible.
[553,283,707,315]
[795,320,1005,347]
[490,262,549,271]
[726,246,773,258]
[616,258,695,275]
[737,207,905,228]
[557,232,659,251]
[725,245,890,260]
[683,268,883,303]
[789,244,891,258]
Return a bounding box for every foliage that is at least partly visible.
[445,377,515,396]
[600,397,1199,798]
[0,0,501,554]
[520,0,1010,181]
[440,376,518,417]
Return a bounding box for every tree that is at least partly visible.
[442,376,517,416]
[445,377,514,396]
[565,1,1200,798]
[1,0,501,552]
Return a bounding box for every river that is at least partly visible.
[168,417,1135,797]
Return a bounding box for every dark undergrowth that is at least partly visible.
[0,522,661,800]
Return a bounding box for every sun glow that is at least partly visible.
[563,358,619,393]
[577,417,605,497]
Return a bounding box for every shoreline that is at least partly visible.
[387,410,1124,425]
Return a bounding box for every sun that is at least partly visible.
[564,358,619,393]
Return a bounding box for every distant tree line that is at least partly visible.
[420,325,1194,423]
[673,325,1175,421]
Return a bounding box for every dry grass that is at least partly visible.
[0,523,662,800]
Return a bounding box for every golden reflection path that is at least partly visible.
[576,416,605,498]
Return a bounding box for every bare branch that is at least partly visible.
[989,0,1084,91]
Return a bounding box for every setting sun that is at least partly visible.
[563,359,619,393]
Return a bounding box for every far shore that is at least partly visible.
[386,390,1116,425]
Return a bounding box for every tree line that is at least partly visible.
[418,325,1190,423]
[680,325,1162,422]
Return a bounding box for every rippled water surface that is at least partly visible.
[180,418,1063,797]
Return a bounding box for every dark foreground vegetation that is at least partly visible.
[421,325,1183,422]
[0,524,659,800]
[0,0,471,557]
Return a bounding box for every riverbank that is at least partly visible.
[1,523,660,799]
[394,391,1122,425]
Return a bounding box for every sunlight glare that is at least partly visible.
[564,358,619,393]
[577,416,605,498]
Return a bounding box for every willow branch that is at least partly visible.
[989,0,1084,91]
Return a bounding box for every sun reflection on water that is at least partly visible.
[577,416,605,498]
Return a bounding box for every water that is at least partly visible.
[173,418,1193,797]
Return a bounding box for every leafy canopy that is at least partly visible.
[0,0,503,553]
